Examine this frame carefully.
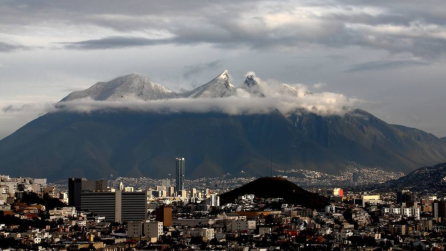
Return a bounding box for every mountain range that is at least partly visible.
[0,71,445,181]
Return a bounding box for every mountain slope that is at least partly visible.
[382,163,446,192]
[0,111,346,180]
[220,177,329,209]
[0,108,445,181]
[183,70,235,98]
[62,73,176,101]
[288,109,446,172]
[1,72,446,181]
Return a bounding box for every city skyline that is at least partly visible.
[1,1,446,249]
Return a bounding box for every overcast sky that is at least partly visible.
[1,0,446,139]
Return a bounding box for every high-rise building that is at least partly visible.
[397,190,416,204]
[80,191,147,223]
[155,206,172,227]
[68,178,108,209]
[168,186,175,197]
[433,199,446,221]
[181,190,187,198]
[81,191,118,222]
[175,158,185,194]
[207,194,220,207]
[68,178,85,209]
[121,192,147,223]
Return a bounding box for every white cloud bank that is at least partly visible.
[53,74,361,116]
[0,72,362,141]
[54,95,358,116]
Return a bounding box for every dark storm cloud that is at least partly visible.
[346,60,429,73]
[183,60,224,79]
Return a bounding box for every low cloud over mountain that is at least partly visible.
[0,70,445,181]
[56,71,360,116]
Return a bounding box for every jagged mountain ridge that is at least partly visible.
[183,70,235,98]
[243,74,264,97]
[62,73,176,101]
[60,70,311,102]
[0,71,446,181]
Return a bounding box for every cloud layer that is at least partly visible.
[1,0,446,139]
[1,0,446,59]
[53,74,359,116]
[2,73,360,117]
[0,41,29,52]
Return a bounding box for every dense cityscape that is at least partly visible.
[2,0,446,250]
[1,158,446,250]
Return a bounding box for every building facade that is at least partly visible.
[80,191,147,223]
[175,158,185,194]
[69,178,108,209]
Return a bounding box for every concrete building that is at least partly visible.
[127,221,142,238]
[181,190,187,198]
[68,178,85,209]
[124,187,134,192]
[361,195,381,207]
[69,178,108,209]
[143,221,163,240]
[167,187,175,197]
[433,199,446,221]
[206,194,220,207]
[121,192,147,223]
[156,206,172,227]
[231,220,256,232]
[80,191,147,223]
[81,191,119,222]
[187,228,215,242]
[175,158,185,194]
